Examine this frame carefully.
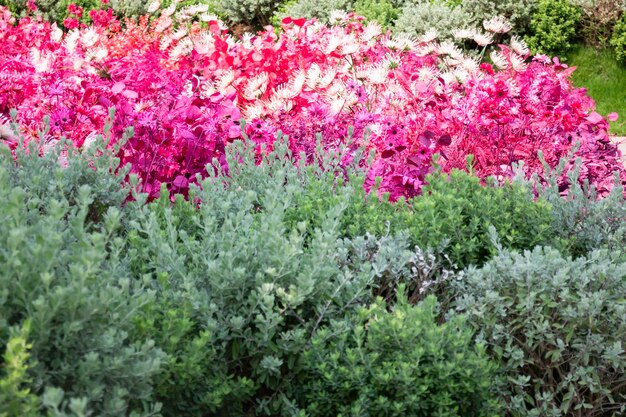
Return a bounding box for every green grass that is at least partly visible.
[563,44,626,135]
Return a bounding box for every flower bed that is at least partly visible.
[1,5,624,200]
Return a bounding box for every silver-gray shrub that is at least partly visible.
[124,135,463,415]
[453,246,626,416]
[394,0,474,40]
[0,115,165,417]
[460,0,538,34]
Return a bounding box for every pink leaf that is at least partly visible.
[111,82,125,95]
[586,111,604,125]
[607,112,619,122]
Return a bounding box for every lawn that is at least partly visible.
[564,44,626,135]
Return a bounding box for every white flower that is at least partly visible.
[510,35,529,56]
[361,22,382,42]
[417,65,439,81]
[393,33,417,51]
[440,71,457,85]
[382,53,402,70]
[289,70,306,95]
[453,68,470,83]
[490,51,509,69]
[340,43,360,55]
[243,72,269,100]
[453,28,477,40]
[154,17,173,33]
[244,103,265,120]
[81,27,99,47]
[199,13,219,22]
[438,41,463,58]
[419,28,438,43]
[161,3,176,17]
[483,15,513,33]
[50,23,63,43]
[64,29,80,54]
[160,34,174,51]
[172,28,188,40]
[367,65,389,84]
[461,56,480,72]
[472,31,494,46]
[328,10,349,25]
[215,69,235,91]
[147,0,161,13]
[170,38,193,58]
[306,64,322,89]
[85,46,108,62]
[509,53,527,72]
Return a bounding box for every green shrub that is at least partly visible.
[526,0,581,55]
[124,138,455,416]
[300,289,502,417]
[220,0,283,28]
[612,14,626,65]
[453,246,626,416]
[0,322,40,417]
[354,0,398,29]
[0,120,164,417]
[282,161,555,269]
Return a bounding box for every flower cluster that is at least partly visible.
[0,5,623,200]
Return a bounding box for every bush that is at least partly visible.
[453,246,626,416]
[354,0,398,29]
[394,0,473,40]
[300,289,502,417]
[461,0,537,35]
[277,0,352,22]
[526,0,581,55]
[612,13,626,65]
[0,126,165,417]
[0,322,40,417]
[124,138,457,416]
[535,153,626,259]
[293,164,556,269]
[219,0,283,28]
[572,0,626,47]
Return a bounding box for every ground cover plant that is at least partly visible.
[1,3,625,202]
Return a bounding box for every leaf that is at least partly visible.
[438,134,452,146]
[111,82,125,95]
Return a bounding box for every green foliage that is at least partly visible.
[0,321,40,417]
[277,0,352,23]
[526,0,581,55]
[301,289,502,417]
[0,119,164,417]
[612,14,626,65]
[286,161,556,269]
[123,138,466,416]
[534,152,626,259]
[453,246,626,416]
[353,0,398,29]
[461,0,538,35]
[220,0,283,28]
